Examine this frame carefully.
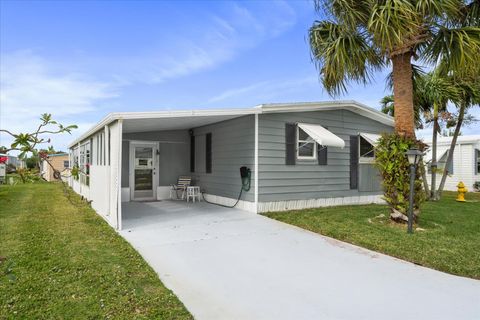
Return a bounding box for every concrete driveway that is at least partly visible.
[120,201,480,320]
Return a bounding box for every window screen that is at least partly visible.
[297,127,316,159]
[359,137,374,158]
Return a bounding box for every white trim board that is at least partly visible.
[202,194,257,213]
[257,195,385,213]
[202,193,385,214]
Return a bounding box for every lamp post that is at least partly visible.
[405,148,423,234]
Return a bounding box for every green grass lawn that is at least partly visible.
[265,191,480,279]
[0,182,192,319]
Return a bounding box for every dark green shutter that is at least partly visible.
[350,135,359,189]
[206,133,212,173]
[318,146,327,165]
[190,135,195,172]
[285,123,296,165]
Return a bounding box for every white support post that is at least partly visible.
[107,120,122,230]
[254,113,259,213]
[117,119,123,230]
[104,125,110,217]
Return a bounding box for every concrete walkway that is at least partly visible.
[120,201,480,320]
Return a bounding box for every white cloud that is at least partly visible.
[208,76,318,104]
[109,1,298,84]
[0,51,119,151]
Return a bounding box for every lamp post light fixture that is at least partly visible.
[405,148,424,234]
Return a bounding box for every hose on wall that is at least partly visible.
[201,167,251,208]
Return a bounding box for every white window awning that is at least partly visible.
[359,132,382,147]
[298,123,345,148]
[424,149,448,163]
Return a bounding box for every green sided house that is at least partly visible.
[68,101,393,230]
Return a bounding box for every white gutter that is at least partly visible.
[260,100,394,126]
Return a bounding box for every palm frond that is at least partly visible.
[309,21,384,96]
[320,0,371,27]
[415,0,463,21]
[457,0,480,27]
[422,26,480,73]
[416,71,461,110]
[367,0,421,53]
[380,95,395,116]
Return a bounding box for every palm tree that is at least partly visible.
[380,95,394,117]
[309,0,480,137]
[381,64,428,128]
[415,71,460,200]
[437,71,480,198]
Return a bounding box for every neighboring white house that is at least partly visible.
[424,135,480,191]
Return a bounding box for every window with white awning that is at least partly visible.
[425,149,452,174]
[358,132,381,161]
[297,123,345,147]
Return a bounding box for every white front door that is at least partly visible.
[130,142,158,201]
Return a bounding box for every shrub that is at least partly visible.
[71,165,80,180]
[16,168,41,184]
[375,133,426,221]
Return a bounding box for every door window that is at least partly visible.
[133,146,154,199]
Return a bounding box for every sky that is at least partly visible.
[1,0,478,153]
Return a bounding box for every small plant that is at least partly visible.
[71,165,80,180]
[16,168,41,184]
[0,257,16,282]
[375,133,426,222]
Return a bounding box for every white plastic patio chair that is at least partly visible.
[170,176,192,200]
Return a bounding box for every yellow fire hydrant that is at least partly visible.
[456,181,467,202]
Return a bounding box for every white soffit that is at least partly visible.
[122,114,244,133]
[298,123,345,148]
[359,132,382,147]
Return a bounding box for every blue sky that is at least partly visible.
[1,0,477,151]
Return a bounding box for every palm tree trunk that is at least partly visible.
[437,103,465,198]
[420,159,430,198]
[430,104,439,200]
[392,53,415,137]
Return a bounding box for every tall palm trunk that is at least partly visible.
[392,53,415,137]
[437,103,466,198]
[420,159,430,198]
[430,102,439,200]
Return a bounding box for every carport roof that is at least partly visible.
[68,100,393,147]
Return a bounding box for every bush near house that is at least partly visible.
[0,182,192,319]
[265,191,480,279]
[375,133,426,222]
